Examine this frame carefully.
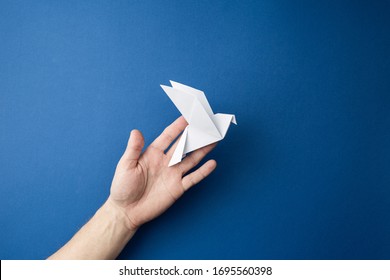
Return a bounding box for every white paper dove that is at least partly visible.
[160,81,237,166]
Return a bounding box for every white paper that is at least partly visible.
[161,81,237,166]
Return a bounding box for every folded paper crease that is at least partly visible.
[160,81,237,166]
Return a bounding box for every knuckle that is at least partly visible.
[199,169,206,180]
[188,175,196,187]
[162,130,174,142]
[189,155,197,166]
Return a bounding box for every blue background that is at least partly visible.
[1,0,389,260]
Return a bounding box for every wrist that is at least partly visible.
[104,197,139,232]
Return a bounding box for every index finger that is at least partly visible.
[150,116,188,152]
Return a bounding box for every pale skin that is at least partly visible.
[48,116,217,259]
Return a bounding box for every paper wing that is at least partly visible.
[170,81,214,117]
[161,83,221,138]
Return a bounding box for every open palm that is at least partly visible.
[109,117,217,230]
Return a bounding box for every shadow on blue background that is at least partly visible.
[0,0,389,259]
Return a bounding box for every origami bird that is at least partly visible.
[160,81,237,166]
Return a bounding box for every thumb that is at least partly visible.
[122,129,145,168]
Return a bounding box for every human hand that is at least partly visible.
[108,116,217,231]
